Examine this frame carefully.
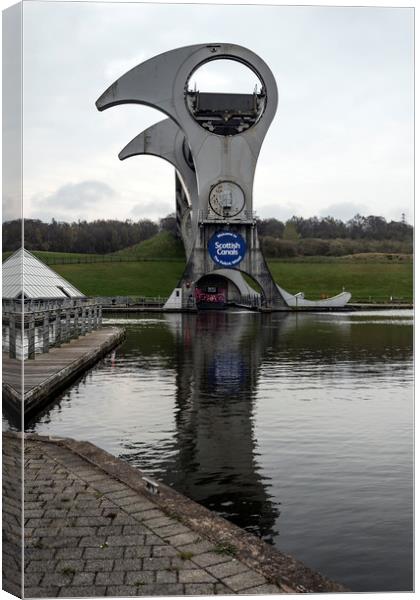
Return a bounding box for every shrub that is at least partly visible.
[326,240,348,256]
[298,238,330,256]
[261,237,298,258]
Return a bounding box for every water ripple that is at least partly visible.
[5,310,412,593]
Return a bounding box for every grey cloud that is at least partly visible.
[29,210,76,224]
[21,3,413,224]
[35,181,115,211]
[319,202,368,221]
[387,205,412,225]
[131,200,173,218]
[2,194,21,222]
[256,203,304,222]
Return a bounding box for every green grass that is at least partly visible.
[2,249,108,262]
[213,541,238,557]
[178,551,194,560]
[51,259,412,302]
[114,231,185,259]
[33,250,99,261]
[53,261,185,297]
[268,261,412,302]
[275,252,412,264]
[61,567,76,576]
[3,232,185,263]
[4,236,412,302]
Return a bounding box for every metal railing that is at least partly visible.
[2,297,103,359]
[100,296,168,308]
[198,210,257,223]
[2,297,100,314]
[234,294,262,309]
[36,255,183,265]
[349,296,412,305]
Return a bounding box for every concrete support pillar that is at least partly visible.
[87,306,93,333]
[74,308,79,338]
[92,305,98,329]
[9,314,16,359]
[43,313,49,353]
[61,309,67,342]
[98,304,103,326]
[55,311,62,347]
[80,307,86,336]
[65,309,71,342]
[28,314,35,359]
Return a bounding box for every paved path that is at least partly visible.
[2,433,345,597]
[2,433,23,597]
[21,435,286,597]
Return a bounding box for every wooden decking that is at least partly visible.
[2,326,125,419]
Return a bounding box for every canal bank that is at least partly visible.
[4,431,346,596]
[2,327,125,420]
[101,302,413,314]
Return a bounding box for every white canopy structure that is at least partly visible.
[2,248,84,299]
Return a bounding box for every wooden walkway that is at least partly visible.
[2,326,125,418]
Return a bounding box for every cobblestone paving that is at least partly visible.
[3,433,23,597]
[22,438,282,597]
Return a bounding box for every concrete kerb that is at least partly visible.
[20,432,347,593]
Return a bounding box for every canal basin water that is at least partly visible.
[5,309,413,592]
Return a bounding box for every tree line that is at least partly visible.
[2,213,412,256]
[256,215,413,257]
[3,218,159,254]
[256,214,412,241]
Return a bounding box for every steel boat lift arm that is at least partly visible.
[119,119,195,258]
[119,119,197,201]
[96,43,278,218]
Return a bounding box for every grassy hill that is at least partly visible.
[276,252,412,264]
[2,250,107,263]
[268,262,412,302]
[54,261,186,297]
[3,233,413,302]
[3,232,185,263]
[114,231,185,259]
[50,258,412,303]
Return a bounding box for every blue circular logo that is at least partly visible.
[208,231,247,267]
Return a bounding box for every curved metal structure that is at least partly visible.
[97,43,288,309]
[120,120,351,310]
[119,119,197,208]
[96,43,277,220]
[120,120,261,301]
[97,43,351,310]
[119,119,195,256]
[276,285,351,308]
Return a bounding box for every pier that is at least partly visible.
[2,327,125,419]
[2,298,103,360]
[3,432,346,597]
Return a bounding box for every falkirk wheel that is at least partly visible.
[119,118,259,303]
[96,42,288,310]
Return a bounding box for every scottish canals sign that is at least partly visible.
[208,231,247,267]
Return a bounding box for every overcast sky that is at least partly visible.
[14,2,414,224]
